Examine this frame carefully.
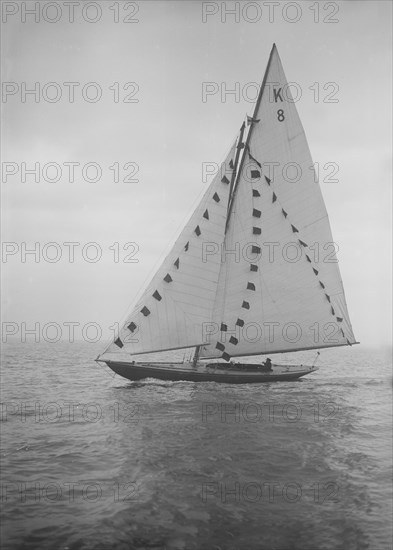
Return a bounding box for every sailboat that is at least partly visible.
[96,44,357,383]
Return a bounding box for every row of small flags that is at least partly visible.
[215,146,260,361]
[114,148,235,350]
[213,147,350,359]
[214,131,263,359]
[253,148,349,344]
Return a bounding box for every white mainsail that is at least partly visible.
[102,44,356,362]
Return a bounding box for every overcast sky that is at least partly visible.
[1,0,392,348]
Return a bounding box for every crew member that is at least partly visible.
[263,357,272,371]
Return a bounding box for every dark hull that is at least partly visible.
[105,361,317,384]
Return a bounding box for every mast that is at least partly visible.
[226,122,246,224]
[192,345,201,368]
[225,43,276,232]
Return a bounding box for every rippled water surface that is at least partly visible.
[1,342,392,549]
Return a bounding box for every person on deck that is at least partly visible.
[263,358,272,371]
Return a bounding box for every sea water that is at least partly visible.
[1,342,392,550]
